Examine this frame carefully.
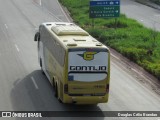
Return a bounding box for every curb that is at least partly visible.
[135,0,160,10]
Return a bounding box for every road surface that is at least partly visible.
[121,0,160,31]
[0,0,159,120]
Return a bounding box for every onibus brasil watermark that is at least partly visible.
[2,112,42,118]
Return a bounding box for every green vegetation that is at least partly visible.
[59,0,160,80]
[150,0,160,5]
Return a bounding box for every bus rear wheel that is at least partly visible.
[54,84,62,103]
[55,84,58,98]
[40,58,45,75]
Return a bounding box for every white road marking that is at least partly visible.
[131,68,142,75]
[31,77,39,89]
[111,53,120,60]
[48,10,63,22]
[2,29,5,34]
[140,19,144,22]
[111,62,127,72]
[15,44,20,52]
[4,24,8,29]
[154,14,160,17]
[39,0,41,6]
[56,0,70,22]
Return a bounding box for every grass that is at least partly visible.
[59,0,160,80]
[150,0,160,5]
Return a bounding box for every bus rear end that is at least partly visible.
[64,48,110,104]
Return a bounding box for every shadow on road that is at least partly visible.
[10,70,105,119]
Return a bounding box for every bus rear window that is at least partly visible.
[68,48,109,82]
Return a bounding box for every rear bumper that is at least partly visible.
[63,94,109,104]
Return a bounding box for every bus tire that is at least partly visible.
[40,58,42,67]
[58,98,62,103]
[34,32,40,41]
[55,83,62,103]
[40,58,45,75]
[55,84,58,98]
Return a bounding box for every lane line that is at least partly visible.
[111,53,120,60]
[47,10,63,22]
[56,0,70,22]
[15,44,20,52]
[39,0,41,6]
[154,14,160,17]
[4,24,8,29]
[131,68,142,75]
[2,29,6,34]
[31,77,39,89]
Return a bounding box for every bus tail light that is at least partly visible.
[106,84,109,93]
[64,84,68,94]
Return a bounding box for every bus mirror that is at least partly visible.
[34,32,40,41]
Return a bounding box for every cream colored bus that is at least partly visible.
[34,22,110,104]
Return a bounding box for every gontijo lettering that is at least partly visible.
[70,66,107,71]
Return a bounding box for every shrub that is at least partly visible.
[120,48,146,62]
[154,67,160,80]
[87,28,103,39]
[104,20,128,28]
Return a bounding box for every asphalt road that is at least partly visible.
[121,0,160,31]
[0,0,160,120]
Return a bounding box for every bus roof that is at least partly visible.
[41,22,108,49]
[51,24,89,36]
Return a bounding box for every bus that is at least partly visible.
[34,22,110,104]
